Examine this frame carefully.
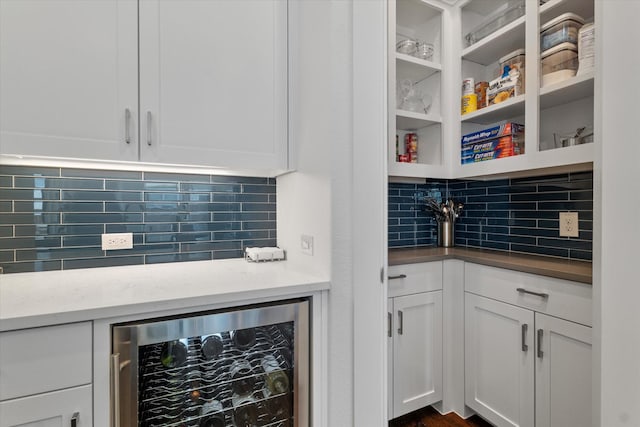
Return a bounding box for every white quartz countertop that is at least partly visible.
[0,259,330,332]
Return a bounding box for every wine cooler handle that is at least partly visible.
[521,324,528,352]
[111,353,120,427]
[387,312,392,337]
[397,310,404,335]
[71,412,79,427]
[537,329,544,359]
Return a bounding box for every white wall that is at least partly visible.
[278,1,355,425]
[595,1,640,425]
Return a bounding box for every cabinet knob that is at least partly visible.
[71,412,79,427]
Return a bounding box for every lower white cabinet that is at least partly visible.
[387,262,443,420]
[0,385,92,427]
[465,293,535,427]
[0,323,93,427]
[535,313,592,427]
[464,263,592,427]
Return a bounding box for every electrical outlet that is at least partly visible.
[559,212,579,237]
[102,233,133,250]
[301,235,314,256]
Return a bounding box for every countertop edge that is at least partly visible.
[388,248,592,284]
[0,281,330,332]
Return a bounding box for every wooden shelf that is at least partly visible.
[396,110,442,130]
[460,95,525,125]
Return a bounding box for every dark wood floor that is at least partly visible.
[390,406,493,427]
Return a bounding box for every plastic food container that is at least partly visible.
[577,23,595,75]
[541,42,578,87]
[540,13,584,51]
[465,0,525,47]
[499,48,526,88]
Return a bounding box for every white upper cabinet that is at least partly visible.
[139,0,288,171]
[0,0,138,162]
[0,0,289,175]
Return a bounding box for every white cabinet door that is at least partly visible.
[0,385,92,427]
[139,0,288,171]
[392,291,442,418]
[0,0,138,162]
[535,313,592,427]
[465,293,534,427]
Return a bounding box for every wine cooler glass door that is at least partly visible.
[112,300,309,427]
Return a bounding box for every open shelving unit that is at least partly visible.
[386,0,596,181]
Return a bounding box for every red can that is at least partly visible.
[404,133,418,163]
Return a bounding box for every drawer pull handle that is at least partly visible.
[516,288,549,299]
[521,323,528,352]
[71,412,79,427]
[124,108,131,144]
[146,111,153,146]
[537,329,544,359]
[397,310,404,335]
[388,312,392,337]
[388,274,407,280]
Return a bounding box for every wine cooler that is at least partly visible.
[111,299,309,427]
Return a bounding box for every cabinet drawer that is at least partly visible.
[464,263,592,326]
[388,261,443,298]
[0,384,92,427]
[0,322,92,401]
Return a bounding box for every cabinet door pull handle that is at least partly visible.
[388,312,392,337]
[397,310,404,335]
[124,108,131,144]
[388,274,407,280]
[146,111,152,146]
[537,329,544,358]
[71,412,79,427]
[521,323,528,352]
[111,353,121,427]
[516,288,549,299]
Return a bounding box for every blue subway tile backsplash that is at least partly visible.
[389,171,593,261]
[0,166,277,274]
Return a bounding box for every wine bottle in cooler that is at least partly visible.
[199,399,226,427]
[232,393,259,427]
[261,354,289,395]
[160,339,188,368]
[230,328,256,350]
[230,358,256,396]
[200,333,224,360]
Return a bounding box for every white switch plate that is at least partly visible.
[301,235,314,255]
[102,233,133,250]
[559,212,579,237]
